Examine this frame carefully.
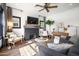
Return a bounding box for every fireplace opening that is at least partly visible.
[30,34,36,39]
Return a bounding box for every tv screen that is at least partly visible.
[27,16,38,24]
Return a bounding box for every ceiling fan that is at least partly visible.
[35,3,58,12]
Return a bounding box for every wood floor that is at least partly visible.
[0,40,37,56]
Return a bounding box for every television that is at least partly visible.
[27,16,38,24]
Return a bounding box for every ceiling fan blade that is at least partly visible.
[46,8,49,12]
[48,5,58,8]
[35,5,44,7]
[39,8,44,12]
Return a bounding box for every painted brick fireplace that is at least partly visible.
[24,27,39,40]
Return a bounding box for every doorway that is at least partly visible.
[0,6,3,48]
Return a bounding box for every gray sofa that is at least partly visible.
[36,44,65,56]
[67,35,79,55]
[36,35,79,56]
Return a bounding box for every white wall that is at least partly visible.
[6,3,42,37]
[12,10,41,36]
[7,3,79,36]
[46,6,79,36]
[12,9,26,36]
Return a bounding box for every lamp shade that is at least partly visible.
[7,21,13,27]
[7,21,13,32]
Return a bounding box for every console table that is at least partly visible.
[52,32,69,37]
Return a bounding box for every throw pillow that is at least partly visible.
[69,35,79,44]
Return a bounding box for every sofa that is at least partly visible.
[35,35,79,56]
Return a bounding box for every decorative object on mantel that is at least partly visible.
[12,16,21,28]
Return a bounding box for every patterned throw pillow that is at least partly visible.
[53,36,60,44]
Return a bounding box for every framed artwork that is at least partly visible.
[40,21,45,28]
[39,15,46,29]
[12,16,21,28]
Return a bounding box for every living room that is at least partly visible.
[0,3,79,56]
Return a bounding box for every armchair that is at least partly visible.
[6,32,23,45]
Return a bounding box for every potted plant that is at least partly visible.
[45,20,55,34]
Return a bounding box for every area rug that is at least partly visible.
[19,43,38,56]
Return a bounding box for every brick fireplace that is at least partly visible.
[24,25,39,40]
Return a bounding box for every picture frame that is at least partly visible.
[39,16,46,29]
[12,16,21,28]
[40,21,45,28]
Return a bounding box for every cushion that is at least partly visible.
[47,43,73,54]
[68,46,79,56]
[37,45,65,56]
[53,36,60,44]
[69,35,79,44]
[35,38,47,47]
[68,39,79,56]
[60,36,71,43]
[61,36,67,40]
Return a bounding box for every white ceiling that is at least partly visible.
[7,3,79,16]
